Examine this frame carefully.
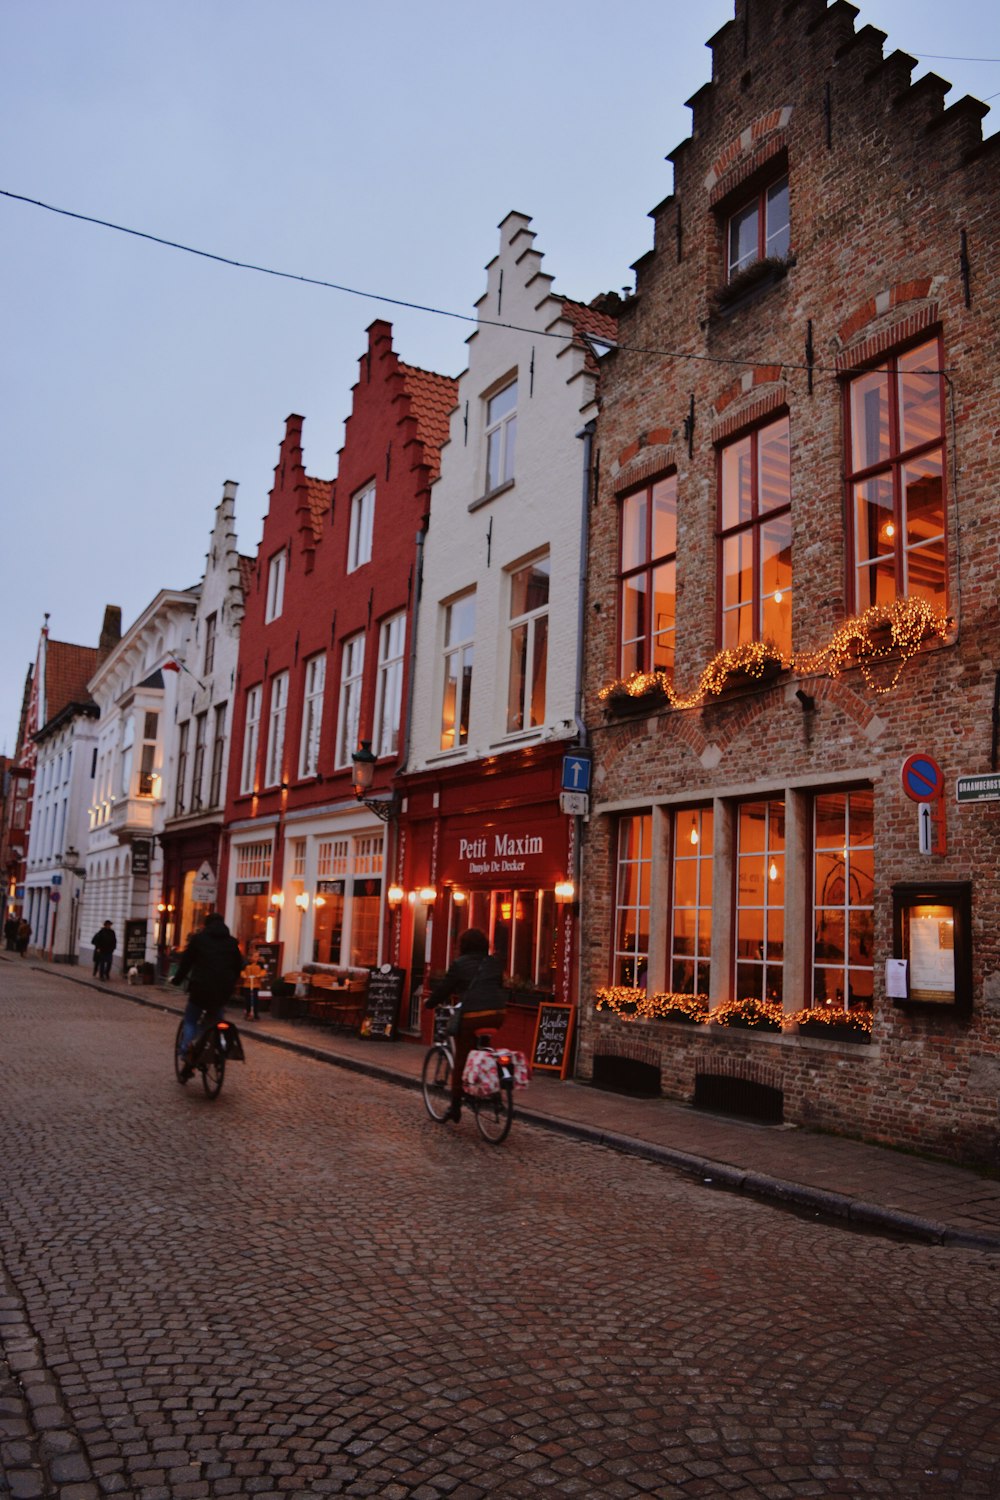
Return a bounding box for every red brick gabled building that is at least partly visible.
[579,0,1000,1163]
[223,322,456,979]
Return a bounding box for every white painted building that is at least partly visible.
[25,699,100,961]
[80,588,199,975]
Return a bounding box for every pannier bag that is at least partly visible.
[462,1048,530,1096]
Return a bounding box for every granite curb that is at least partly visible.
[11,956,1000,1254]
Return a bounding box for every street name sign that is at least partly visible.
[956,774,1000,804]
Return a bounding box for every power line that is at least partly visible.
[1,187,951,379]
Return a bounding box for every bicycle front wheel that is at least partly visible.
[473,1083,513,1144]
[201,1033,225,1098]
[421,1045,453,1121]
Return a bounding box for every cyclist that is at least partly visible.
[424,927,506,1121]
[171,912,244,1081]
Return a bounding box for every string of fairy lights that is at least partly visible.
[594,989,875,1033]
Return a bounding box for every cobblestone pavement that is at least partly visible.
[1,964,999,1499]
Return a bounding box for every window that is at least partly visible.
[671,807,713,997]
[735,799,785,1006]
[485,379,517,492]
[813,789,874,1012]
[507,556,549,732]
[299,653,326,778]
[265,550,286,623]
[440,592,475,751]
[240,685,261,794]
[209,703,227,806]
[265,671,289,788]
[373,614,405,758]
[138,712,159,797]
[203,612,217,676]
[335,635,365,769]
[728,175,789,279]
[620,477,677,679]
[235,841,271,882]
[348,482,375,572]
[120,715,135,798]
[720,414,792,656]
[174,721,189,816]
[847,338,946,611]
[613,814,651,987]
[191,712,207,811]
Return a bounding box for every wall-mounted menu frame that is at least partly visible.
[891,881,972,1017]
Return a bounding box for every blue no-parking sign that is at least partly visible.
[901,753,944,803]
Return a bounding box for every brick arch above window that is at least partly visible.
[705,108,793,199]
[836,292,940,372]
[711,379,788,446]
[612,432,677,494]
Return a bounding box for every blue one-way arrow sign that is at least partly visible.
[562,754,591,793]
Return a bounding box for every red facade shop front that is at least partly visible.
[392,744,580,1061]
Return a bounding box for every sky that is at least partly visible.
[2,0,997,750]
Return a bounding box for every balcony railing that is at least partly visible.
[109,795,159,840]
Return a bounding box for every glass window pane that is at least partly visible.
[722,437,752,528]
[847,967,874,1005]
[739,802,767,854]
[848,790,873,847]
[765,908,784,961]
[673,859,697,908]
[529,617,547,727]
[506,623,527,733]
[729,201,759,276]
[652,562,675,676]
[723,532,753,609]
[737,907,764,957]
[854,478,895,564]
[488,382,516,425]
[621,491,647,571]
[898,342,942,452]
[736,962,762,1001]
[850,369,890,472]
[903,453,944,545]
[672,907,696,955]
[758,417,790,513]
[765,177,790,258]
[651,476,677,559]
[816,909,845,964]
[510,559,550,617]
[848,910,875,965]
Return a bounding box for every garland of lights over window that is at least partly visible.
[597,597,949,710]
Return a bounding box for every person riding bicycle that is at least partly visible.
[424,927,506,1122]
[171,912,244,1081]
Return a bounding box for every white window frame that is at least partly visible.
[440,591,475,752]
[348,482,375,572]
[335,634,365,769]
[373,613,405,759]
[265,550,287,623]
[240,685,262,794]
[506,554,549,733]
[265,671,289,788]
[299,653,326,779]
[485,379,517,493]
[191,712,207,811]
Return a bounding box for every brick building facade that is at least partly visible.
[578,0,1000,1163]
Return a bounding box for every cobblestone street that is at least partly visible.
[1,963,998,1499]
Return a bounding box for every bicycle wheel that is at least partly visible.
[421,1045,453,1121]
[201,1032,226,1098]
[473,1082,513,1144]
[174,1020,189,1084]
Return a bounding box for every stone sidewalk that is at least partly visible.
[8,953,1000,1252]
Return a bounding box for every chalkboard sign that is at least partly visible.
[531,1002,574,1078]
[124,919,147,969]
[361,964,404,1040]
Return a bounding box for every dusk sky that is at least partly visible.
[2,0,997,749]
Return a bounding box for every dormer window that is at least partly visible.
[265,550,286,623]
[485,379,517,492]
[728,176,789,280]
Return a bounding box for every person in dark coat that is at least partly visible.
[92,921,117,980]
[424,927,506,1122]
[16,918,31,956]
[171,912,244,1078]
[4,915,19,951]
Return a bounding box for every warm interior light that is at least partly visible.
[295,892,309,911]
[882,521,896,539]
[157,903,167,913]
[451,888,467,906]
[689,825,699,846]
[768,861,779,881]
[500,900,512,921]
[554,880,575,904]
[418,885,437,904]
[314,895,326,908]
[271,890,284,908]
[387,884,405,908]
[773,591,783,605]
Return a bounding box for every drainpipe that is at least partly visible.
[567,419,597,1069]
[401,524,427,777]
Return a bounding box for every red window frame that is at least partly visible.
[717,414,792,655]
[844,336,947,613]
[727,175,790,281]
[617,474,678,680]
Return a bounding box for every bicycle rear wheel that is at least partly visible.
[201,1033,225,1098]
[422,1045,453,1121]
[473,1083,513,1144]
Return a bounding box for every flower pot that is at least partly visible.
[797,1020,871,1044]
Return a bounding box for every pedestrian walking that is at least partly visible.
[92,921,117,980]
[16,918,31,956]
[3,914,18,951]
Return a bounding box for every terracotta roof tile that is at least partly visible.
[399,364,459,482]
[558,297,619,374]
[238,555,256,597]
[44,640,99,722]
[304,476,334,539]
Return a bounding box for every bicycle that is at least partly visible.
[174,1011,245,1098]
[421,1005,516,1144]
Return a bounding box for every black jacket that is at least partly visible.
[427,951,506,1015]
[92,927,117,953]
[173,917,244,1003]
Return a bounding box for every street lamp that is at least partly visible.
[351,740,399,822]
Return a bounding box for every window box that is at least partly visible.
[712,255,792,316]
[720,657,786,694]
[602,679,669,716]
[711,998,784,1032]
[793,1008,873,1044]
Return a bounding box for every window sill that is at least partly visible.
[710,255,794,320]
[468,478,515,513]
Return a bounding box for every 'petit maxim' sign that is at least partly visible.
[446,819,565,885]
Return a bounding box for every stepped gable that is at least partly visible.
[41,640,99,722]
[398,363,458,482]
